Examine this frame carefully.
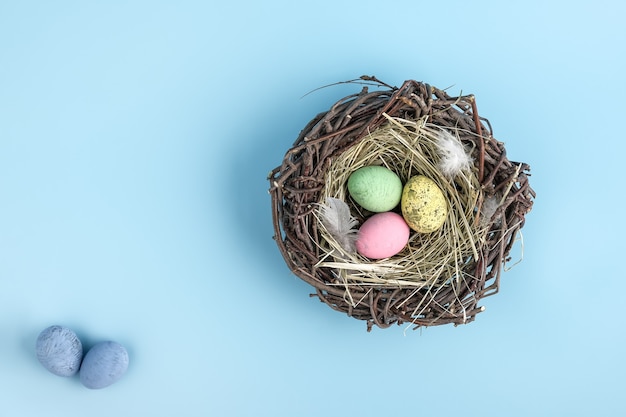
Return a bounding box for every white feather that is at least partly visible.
[436,130,473,178]
[480,195,502,227]
[318,197,359,253]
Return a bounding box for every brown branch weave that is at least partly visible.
[268,78,535,331]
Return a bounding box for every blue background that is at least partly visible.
[1,1,624,416]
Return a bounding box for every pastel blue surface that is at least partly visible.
[1,1,625,416]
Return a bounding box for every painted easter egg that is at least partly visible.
[401,175,448,233]
[356,211,410,259]
[36,325,83,377]
[79,341,129,389]
[347,165,403,212]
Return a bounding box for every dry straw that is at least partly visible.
[268,77,535,331]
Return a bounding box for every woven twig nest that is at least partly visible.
[268,76,535,331]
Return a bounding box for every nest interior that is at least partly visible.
[268,77,535,331]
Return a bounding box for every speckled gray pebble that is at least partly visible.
[79,341,129,389]
[36,325,83,377]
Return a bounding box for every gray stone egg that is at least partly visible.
[79,341,129,389]
[35,325,83,377]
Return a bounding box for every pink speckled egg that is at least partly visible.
[356,212,410,259]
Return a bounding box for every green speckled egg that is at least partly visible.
[347,165,403,212]
[401,175,448,233]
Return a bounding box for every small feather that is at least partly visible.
[436,130,473,178]
[480,194,502,227]
[318,197,359,253]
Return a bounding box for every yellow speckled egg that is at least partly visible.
[401,175,448,233]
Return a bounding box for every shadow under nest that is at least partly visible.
[268,76,535,332]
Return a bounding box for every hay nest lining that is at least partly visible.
[268,77,535,331]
